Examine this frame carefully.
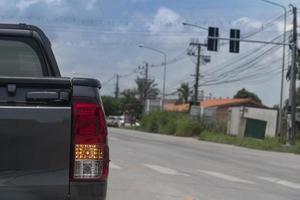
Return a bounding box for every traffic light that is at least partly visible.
[207,27,219,51]
[229,29,240,53]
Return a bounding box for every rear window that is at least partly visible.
[0,38,44,77]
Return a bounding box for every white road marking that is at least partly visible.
[198,170,256,184]
[144,164,190,177]
[257,176,300,189]
[109,162,121,169]
[109,137,119,141]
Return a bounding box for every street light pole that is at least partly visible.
[182,22,208,31]
[162,53,167,110]
[139,44,167,110]
[261,0,287,137]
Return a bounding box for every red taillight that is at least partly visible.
[71,101,109,181]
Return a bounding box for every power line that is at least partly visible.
[101,75,116,86]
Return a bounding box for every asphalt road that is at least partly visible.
[107,128,300,200]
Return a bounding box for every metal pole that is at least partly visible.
[278,9,287,137]
[182,22,208,31]
[287,5,297,145]
[194,44,201,104]
[291,6,297,144]
[144,62,149,103]
[207,36,290,46]
[261,0,287,137]
[162,54,167,111]
[115,74,119,99]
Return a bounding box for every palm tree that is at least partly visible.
[135,78,159,104]
[177,83,191,103]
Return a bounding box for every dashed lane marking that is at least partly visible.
[109,137,119,141]
[257,176,300,189]
[144,164,190,177]
[109,162,121,169]
[198,170,256,184]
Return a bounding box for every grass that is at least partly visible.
[138,111,300,154]
[199,131,300,154]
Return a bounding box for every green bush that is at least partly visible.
[202,120,227,134]
[140,111,159,132]
[175,118,203,137]
[140,111,202,136]
[158,115,177,134]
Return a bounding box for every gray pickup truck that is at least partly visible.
[0,24,109,200]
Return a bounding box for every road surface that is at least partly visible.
[107,128,300,200]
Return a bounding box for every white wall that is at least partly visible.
[243,107,278,137]
[227,107,278,138]
[227,107,242,136]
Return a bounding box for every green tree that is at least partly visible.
[233,88,262,103]
[120,89,143,119]
[135,78,159,104]
[101,96,121,116]
[177,83,191,103]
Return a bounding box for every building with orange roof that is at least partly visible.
[163,98,266,120]
[164,103,190,112]
[200,98,267,122]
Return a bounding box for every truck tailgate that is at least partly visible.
[0,77,71,200]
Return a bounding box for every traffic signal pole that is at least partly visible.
[207,36,290,46]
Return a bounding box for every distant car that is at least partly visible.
[106,116,119,127]
[106,115,125,127]
[135,121,140,126]
[118,116,125,127]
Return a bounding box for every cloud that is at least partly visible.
[16,0,40,11]
[231,17,262,30]
[16,0,62,11]
[86,0,97,11]
[148,7,184,34]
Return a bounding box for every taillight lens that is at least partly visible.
[72,101,109,181]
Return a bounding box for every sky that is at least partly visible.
[1,0,300,106]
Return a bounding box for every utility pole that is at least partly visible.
[287,5,297,145]
[138,62,149,105]
[115,74,119,99]
[189,41,202,104]
[144,62,149,102]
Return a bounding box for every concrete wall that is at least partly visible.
[215,107,230,122]
[227,107,242,136]
[228,107,278,138]
[243,107,278,137]
[202,107,217,121]
[202,107,229,122]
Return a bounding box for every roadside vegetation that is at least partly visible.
[199,131,300,154]
[138,111,300,154]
